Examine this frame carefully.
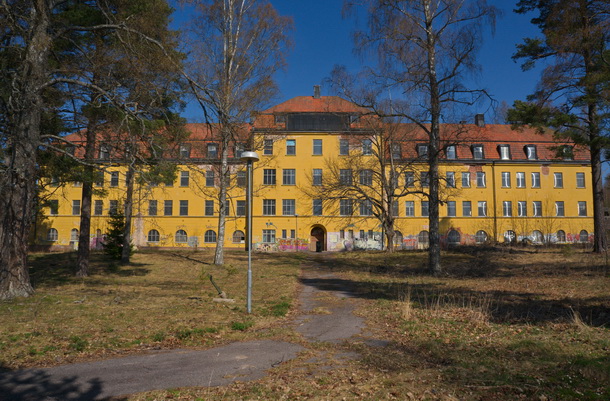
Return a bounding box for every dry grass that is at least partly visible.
[0,249,304,370]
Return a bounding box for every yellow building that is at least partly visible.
[34,94,594,252]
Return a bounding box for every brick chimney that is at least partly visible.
[313,85,321,99]
[475,114,485,127]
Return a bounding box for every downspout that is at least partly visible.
[491,161,498,243]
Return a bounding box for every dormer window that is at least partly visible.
[417,144,429,158]
[560,145,573,160]
[179,144,191,158]
[275,115,286,124]
[525,145,537,160]
[446,145,457,160]
[99,144,110,159]
[498,145,510,160]
[234,142,245,158]
[472,145,484,160]
[349,114,360,124]
[207,143,218,158]
[391,143,402,159]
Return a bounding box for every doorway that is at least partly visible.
[310,226,326,252]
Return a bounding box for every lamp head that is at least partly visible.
[240,151,259,163]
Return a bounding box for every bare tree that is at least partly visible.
[336,0,497,273]
[181,0,292,265]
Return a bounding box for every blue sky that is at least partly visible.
[173,0,545,123]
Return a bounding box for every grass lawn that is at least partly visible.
[1,246,609,400]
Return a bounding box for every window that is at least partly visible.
[93,200,103,216]
[462,172,470,187]
[223,200,229,215]
[421,201,429,217]
[148,230,160,242]
[518,201,527,217]
[205,170,214,187]
[164,200,173,216]
[405,201,415,217]
[340,199,353,216]
[283,169,296,185]
[339,138,349,155]
[576,172,585,188]
[207,143,218,158]
[49,176,59,187]
[179,200,188,216]
[503,201,512,217]
[556,201,565,217]
[179,144,191,158]
[340,169,353,185]
[531,172,540,188]
[501,172,511,188]
[263,169,276,185]
[418,230,429,247]
[313,139,323,155]
[312,169,322,186]
[446,172,456,188]
[362,139,372,155]
[99,144,110,159]
[148,200,157,216]
[47,228,58,241]
[109,200,118,215]
[578,201,587,216]
[348,229,354,239]
[462,201,472,217]
[525,145,537,160]
[447,230,460,245]
[391,143,402,159]
[263,199,276,215]
[110,171,119,187]
[339,230,345,239]
[368,229,373,239]
[286,139,296,155]
[234,142,245,158]
[478,201,487,217]
[175,230,187,243]
[264,139,273,155]
[505,230,516,244]
[512,172,524,189]
[475,230,488,244]
[550,172,563,188]
[72,200,81,215]
[472,145,484,159]
[236,171,246,187]
[93,172,104,187]
[557,230,566,242]
[476,172,486,187]
[391,201,399,217]
[499,145,510,160]
[291,229,296,239]
[532,230,544,244]
[360,199,373,216]
[446,145,457,159]
[180,171,189,187]
[405,172,415,187]
[205,200,214,216]
[359,169,373,186]
[282,199,295,216]
[263,229,276,243]
[49,200,59,215]
[421,172,429,187]
[73,181,82,187]
[533,201,542,217]
[579,230,588,243]
[282,229,287,239]
[447,201,456,217]
[313,199,323,216]
[204,230,217,243]
[417,144,428,158]
[164,176,173,187]
[232,230,245,243]
[70,228,79,241]
[560,145,573,160]
[236,200,246,216]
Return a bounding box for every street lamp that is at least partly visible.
[240,151,259,314]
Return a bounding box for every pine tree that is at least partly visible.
[103,211,133,260]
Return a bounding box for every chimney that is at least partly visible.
[475,114,485,127]
[313,85,321,99]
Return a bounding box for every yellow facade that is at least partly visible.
[35,96,594,252]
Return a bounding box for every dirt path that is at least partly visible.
[0,259,371,401]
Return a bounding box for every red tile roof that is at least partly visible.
[261,96,369,114]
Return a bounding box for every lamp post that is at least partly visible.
[295,214,298,251]
[240,151,259,314]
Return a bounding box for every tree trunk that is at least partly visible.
[589,114,607,253]
[214,129,230,265]
[0,1,51,300]
[76,123,98,277]
[121,165,134,264]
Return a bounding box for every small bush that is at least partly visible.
[69,336,88,352]
[152,332,166,342]
[270,301,291,317]
[231,321,254,331]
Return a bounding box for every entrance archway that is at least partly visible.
[310,226,326,252]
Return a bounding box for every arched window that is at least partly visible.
[232,230,245,243]
[70,228,79,241]
[175,230,188,243]
[579,230,588,243]
[504,230,516,244]
[47,228,58,241]
[394,231,403,246]
[418,230,429,247]
[475,230,488,244]
[204,230,217,243]
[147,230,160,242]
[557,230,566,243]
[531,230,543,243]
[447,229,460,245]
